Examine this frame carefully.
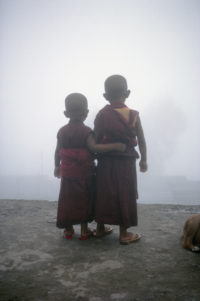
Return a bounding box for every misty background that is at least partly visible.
[0,0,200,204]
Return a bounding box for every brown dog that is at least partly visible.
[182,214,200,252]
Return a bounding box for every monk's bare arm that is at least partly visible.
[87,134,126,153]
[135,116,148,172]
[54,139,61,178]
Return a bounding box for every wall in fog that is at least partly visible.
[1,0,200,185]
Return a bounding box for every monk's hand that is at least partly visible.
[115,143,127,152]
[139,160,148,172]
[54,166,61,178]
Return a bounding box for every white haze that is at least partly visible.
[0,0,200,202]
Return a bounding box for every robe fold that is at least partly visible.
[94,102,139,228]
[56,121,95,228]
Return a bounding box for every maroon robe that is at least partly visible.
[94,102,139,228]
[56,120,95,228]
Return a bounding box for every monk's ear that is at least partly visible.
[103,93,109,100]
[64,110,69,118]
[126,90,131,98]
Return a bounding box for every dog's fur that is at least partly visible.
[182,214,200,252]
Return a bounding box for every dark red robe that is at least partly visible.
[94,102,139,228]
[56,120,95,228]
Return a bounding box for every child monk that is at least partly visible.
[94,75,147,244]
[54,93,126,240]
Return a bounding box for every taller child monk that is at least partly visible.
[54,93,126,240]
[94,75,147,245]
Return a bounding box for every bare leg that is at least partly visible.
[80,222,94,240]
[96,223,105,235]
[65,225,74,234]
[120,225,133,240]
[64,225,74,239]
[81,222,88,237]
[95,223,113,237]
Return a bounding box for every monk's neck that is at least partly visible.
[69,119,84,124]
[109,101,127,109]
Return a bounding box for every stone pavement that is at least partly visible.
[0,199,200,301]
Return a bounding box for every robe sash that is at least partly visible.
[60,148,94,178]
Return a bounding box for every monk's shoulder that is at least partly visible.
[96,105,110,116]
[128,107,139,114]
[82,124,92,134]
[57,124,69,138]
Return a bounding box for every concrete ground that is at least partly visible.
[0,199,200,301]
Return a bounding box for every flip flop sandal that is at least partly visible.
[64,229,75,239]
[94,226,113,238]
[120,233,141,245]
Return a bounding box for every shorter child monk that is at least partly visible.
[54,93,125,240]
[94,75,147,244]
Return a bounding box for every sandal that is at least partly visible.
[120,233,141,245]
[79,228,94,240]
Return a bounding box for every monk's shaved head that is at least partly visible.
[104,75,129,101]
[64,93,88,120]
[65,93,88,112]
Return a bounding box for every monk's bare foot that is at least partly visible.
[120,232,141,245]
[79,228,94,240]
[95,224,113,237]
[81,223,88,237]
[80,223,94,239]
[64,226,74,239]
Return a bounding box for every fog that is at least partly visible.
[1,0,200,203]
